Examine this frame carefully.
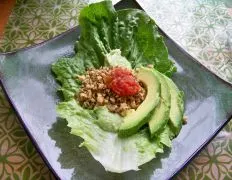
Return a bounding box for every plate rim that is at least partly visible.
[0,0,232,179]
[0,80,60,179]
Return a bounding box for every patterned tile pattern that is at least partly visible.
[0,0,231,179]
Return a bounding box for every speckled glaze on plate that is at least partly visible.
[0,0,232,179]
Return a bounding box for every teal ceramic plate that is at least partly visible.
[0,0,232,179]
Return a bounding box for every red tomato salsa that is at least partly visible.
[107,67,141,96]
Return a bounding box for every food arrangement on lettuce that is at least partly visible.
[52,0,185,173]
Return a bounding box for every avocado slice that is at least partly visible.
[164,76,184,136]
[118,67,160,137]
[148,71,171,138]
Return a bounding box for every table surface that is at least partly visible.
[0,0,231,179]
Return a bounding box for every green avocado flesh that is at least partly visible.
[164,76,184,136]
[148,70,171,138]
[118,67,160,137]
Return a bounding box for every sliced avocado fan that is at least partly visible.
[118,67,160,137]
[148,70,171,138]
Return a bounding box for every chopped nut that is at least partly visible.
[90,98,95,103]
[79,93,88,100]
[105,89,110,93]
[183,116,187,124]
[130,100,137,109]
[86,84,93,89]
[107,104,117,111]
[98,83,105,89]
[86,90,92,98]
[104,99,109,103]
[101,72,107,77]
[97,94,104,105]
[92,84,98,90]
[109,97,115,103]
[77,75,85,81]
[97,76,102,81]
[120,110,128,117]
[120,103,128,110]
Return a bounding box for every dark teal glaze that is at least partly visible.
[0,0,232,179]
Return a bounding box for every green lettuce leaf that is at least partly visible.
[52,0,178,173]
[74,0,176,75]
[57,99,164,173]
[116,9,176,76]
[52,57,85,100]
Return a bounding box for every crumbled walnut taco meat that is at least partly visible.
[76,67,146,116]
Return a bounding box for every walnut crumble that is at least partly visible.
[76,67,146,116]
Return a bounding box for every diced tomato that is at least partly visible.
[107,67,141,96]
[110,67,133,78]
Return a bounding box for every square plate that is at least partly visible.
[0,0,232,179]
